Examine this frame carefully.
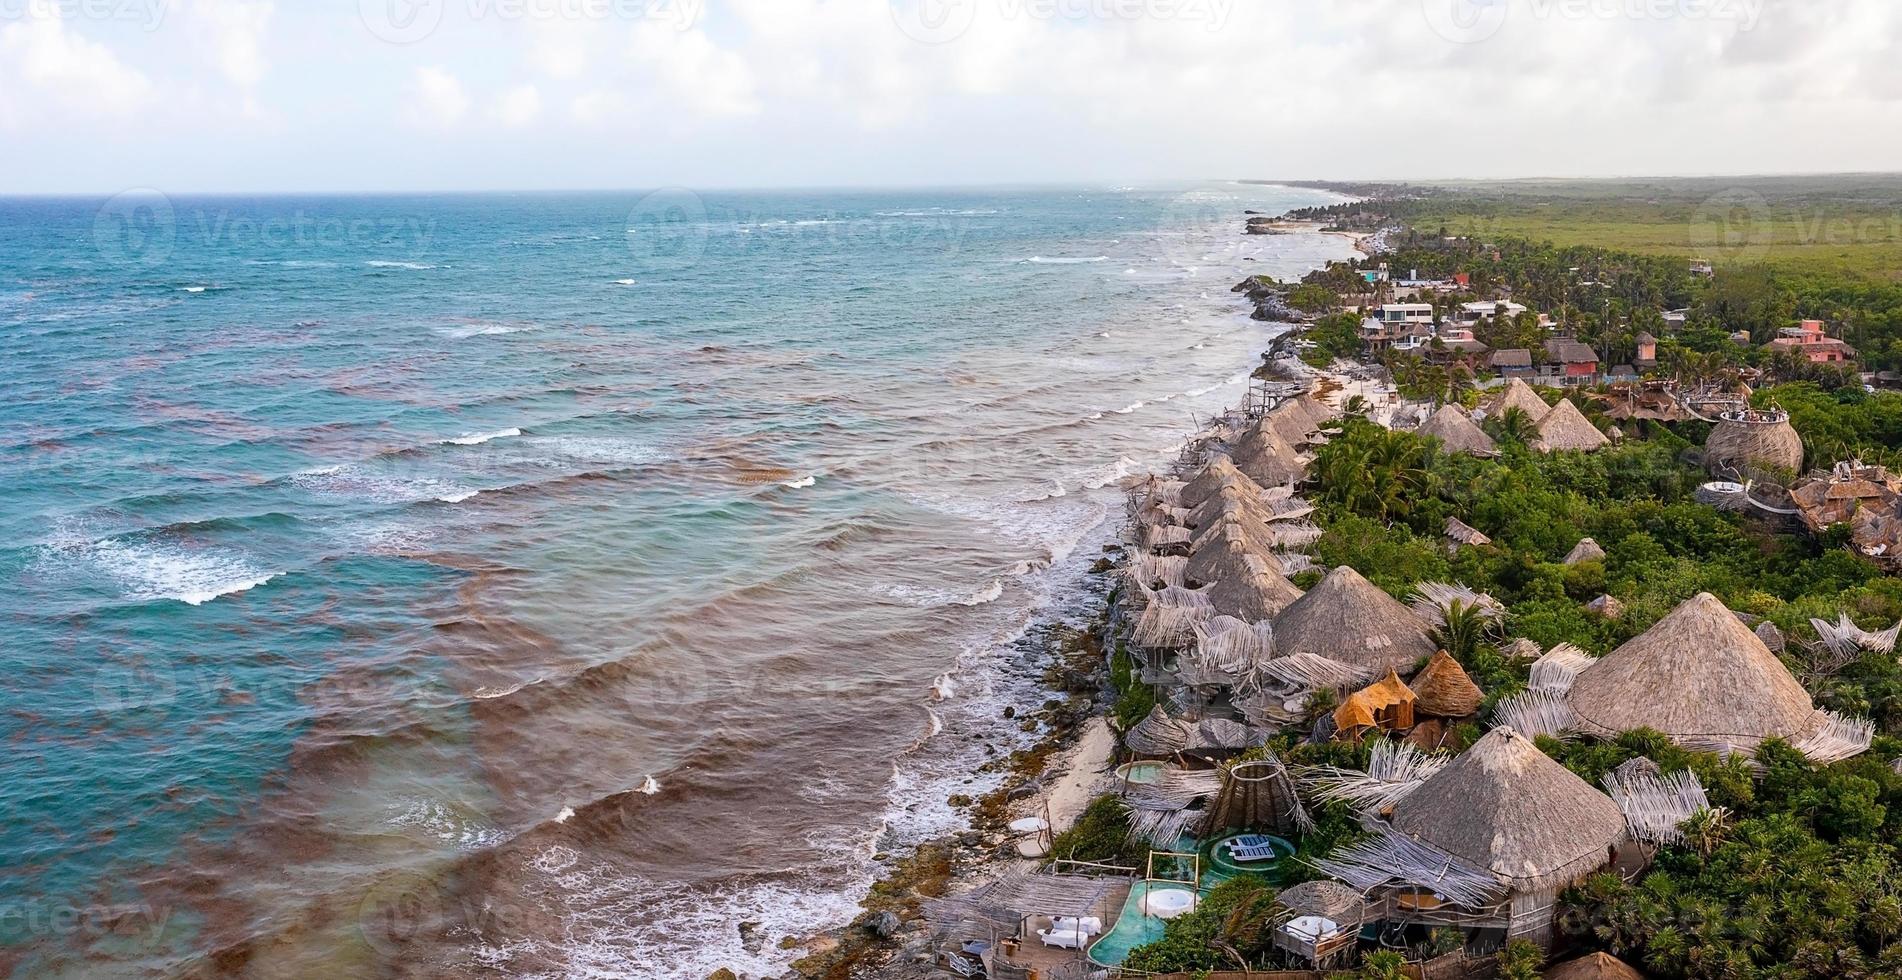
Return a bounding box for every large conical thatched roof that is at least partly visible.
[1204,563,1304,622]
[1273,565,1435,673]
[1545,951,1646,980]
[1185,532,1286,587]
[1186,482,1276,531]
[1201,754,1309,838]
[1567,592,1817,746]
[1230,421,1306,487]
[1263,401,1321,447]
[1533,399,1611,453]
[1290,393,1335,428]
[1190,510,1279,557]
[1705,413,1804,477]
[1180,455,1263,510]
[1390,727,1626,890]
[1485,378,1551,422]
[1125,705,1192,756]
[1410,650,1484,718]
[1419,404,1498,456]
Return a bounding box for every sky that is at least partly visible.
[1,0,1899,194]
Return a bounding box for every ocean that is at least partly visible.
[0,184,1355,977]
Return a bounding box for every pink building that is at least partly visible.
[1766,319,1856,364]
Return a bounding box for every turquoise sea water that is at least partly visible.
[0,185,1354,977]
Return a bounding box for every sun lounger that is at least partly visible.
[1229,843,1280,863]
[1227,834,1274,849]
[1052,915,1102,935]
[1037,926,1089,950]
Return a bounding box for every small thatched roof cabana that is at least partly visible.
[1125,705,1193,757]
[1419,404,1498,456]
[1485,378,1552,422]
[1272,565,1436,674]
[1333,669,1417,737]
[1185,482,1277,531]
[1270,880,1369,965]
[1410,650,1483,718]
[1545,951,1646,980]
[1390,726,1627,895]
[1445,516,1492,549]
[1705,409,1803,478]
[1532,399,1611,453]
[1563,537,1606,565]
[1179,455,1264,510]
[1231,421,1306,488]
[1184,531,1285,587]
[1566,592,1858,758]
[1204,564,1305,622]
[1263,401,1322,447]
[1201,753,1310,838]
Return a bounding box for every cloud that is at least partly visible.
[404,66,470,127]
[191,0,273,91]
[495,84,542,126]
[0,0,155,119]
[626,19,759,118]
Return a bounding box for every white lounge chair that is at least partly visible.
[1037,927,1089,950]
[1052,915,1102,936]
[1229,843,1280,863]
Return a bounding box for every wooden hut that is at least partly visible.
[1183,529,1284,587]
[1335,727,1628,947]
[1704,408,1803,478]
[1562,537,1606,565]
[1263,400,1322,447]
[1532,398,1611,453]
[1484,378,1552,422]
[1272,565,1437,674]
[1444,516,1492,550]
[1410,650,1483,719]
[1545,951,1646,980]
[1332,669,1417,740]
[1201,753,1310,838]
[1230,420,1306,488]
[1124,705,1193,758]
[1179,455,1263,510]
[1419,404,1499,456]
[1203,562,1304,622]
[1183,482,1275,531]
[1270,880,1369,966]
[1565,592,1869,761]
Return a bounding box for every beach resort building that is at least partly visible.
[1765,319,1856,364]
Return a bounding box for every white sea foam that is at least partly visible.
[554,806,575,824]
[957,579,1004,606]
[534,436,665,466]
[1112,400,1144,414]
[432,323,530,339]
[1024,255,1108,264]
[782,474,817,489]
[440,428,521,446]
[638,775,661,795]
[387,797,505,850]
[610,279,636,286]
[81,538,279,605]
[435,489,482,504]
[180,286,208,293]
[366,260,435,270]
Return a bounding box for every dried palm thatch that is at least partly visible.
[1190,510,1279,556]
[1131,475,1186,509]
[1273,880,1368,924]
[1483,378,1552,422]
[1787,711,1876,765]
[1705,409,1804,477]
[1277,552,1317,577]
[1563,537,1607,565]
[1567,593,1824,754]
[1142,522,1193,554]
[1602,762,1710,846]
[1125,766,1226,847]
[1273,565,1437,673]
[1265,521,1325,550]
[1201,753,1312,837]
[1179,455,1263,510]
[1491,690,1577,740]
[1419,403,1499,456]
[1263,401,1322,447]
[1333,669,1418,734]
[1185,532,1286,587]
[1256,651,1377,692]
[1408,581,1505,627]
[1529,643,1596,694]
[1810,612,1902,657]
[1307,828,1505,909]
[1390,727,1626,893]
[1185,482,1275,529]
[1299,738,1448,814]
[1126,554,1188,591]
[1192,615,1277,676]
[1131,589,1214,650]
[1124,706,1193,756]
[1545,952,1647,980]
[1444,516,1492,548]
[1501,637,1542,661]
[1204,564,1305,622]
[1754,620,1787,653]
[1533,398,1611,453]
[1231,421,1307,488]
[1410,650,1484,718]
[1587,594,1626,620]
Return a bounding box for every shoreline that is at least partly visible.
[774,221,1361,980]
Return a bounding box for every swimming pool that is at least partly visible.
[1088,881,1195,966]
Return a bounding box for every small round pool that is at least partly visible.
[1115,761,1167,785]
[1141,886,1198,919]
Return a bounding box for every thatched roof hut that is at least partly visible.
[1563,537,1606,565]
[1419,404,1498,456]
[1532,398,1610,453]
[1125,705,1193,757]
[1263,401,1322,447]
[1545,951,1646,980]
[1444,516,1492,549]
[1184,528,1285,586]
[1273,565,1436,674]
[1485,378,1551,422]
[1705,409,1803,478]
[1566,592,1818,752]
[1270,880,1368,965]
[1179,456,1263,510]
[1333,669,1417,736]
[1230,420,1306,488]
[1390,727,1626,893]
[1204,563,1305,622]
[1201,754,1310,838]
[1410,650,1483,718]
[1185,482,1276,531]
